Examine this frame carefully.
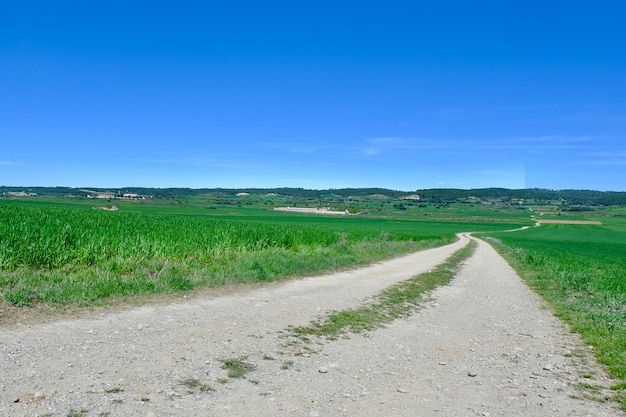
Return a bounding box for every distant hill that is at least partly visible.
[2,186,626,206]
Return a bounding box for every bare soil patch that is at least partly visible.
[539,220,603,225]
[274,207,349,215]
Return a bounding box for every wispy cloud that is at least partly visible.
[358,137,456,156]
[431,105,559,121]
[432,103,626,121]
[354,135,623,164]
[0,161,17,165]
[358,135,597,155]
[432,107,480,120]
[360,137,410,155]
[578,151,626,166]
[148,156,273,170]
[483,135,598,151]
[257,142,334,154]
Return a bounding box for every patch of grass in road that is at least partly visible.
[288,239,477,340]
[67,410,89,417]
[180,378,214,393]
[572,382,612,404]
[221,357,256,379]
[612,384,626,411]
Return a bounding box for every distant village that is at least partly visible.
[81,190,153,200]
[3,191,38,197]
[2,189,153,200]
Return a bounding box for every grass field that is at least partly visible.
[482,218,626,407]
[0,197,527,308]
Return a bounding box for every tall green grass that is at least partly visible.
[0,204,346,269]
[484,224,626,382]
[0,203,456,307]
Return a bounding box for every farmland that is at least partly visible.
[0,193,529,308]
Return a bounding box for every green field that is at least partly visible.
[0,197,527,308]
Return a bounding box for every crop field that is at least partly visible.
[0,197,527,309]
[483,218,626,401]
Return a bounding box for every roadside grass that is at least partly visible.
[288,239,477,340]
[612,383,626,410]
[483,224,626,410]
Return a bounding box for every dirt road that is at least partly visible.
[1,236,622,416]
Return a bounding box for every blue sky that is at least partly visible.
[1,1,625,191]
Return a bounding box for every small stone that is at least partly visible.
[543,364,553,371]
[468,371,478,377]
[318,367,328,373]
[397,387,409,393]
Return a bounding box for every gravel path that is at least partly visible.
[1,235,622,416]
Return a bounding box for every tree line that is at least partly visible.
[2,186,626,206]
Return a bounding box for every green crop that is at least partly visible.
[0,197,527,309]
[0,202,460,307]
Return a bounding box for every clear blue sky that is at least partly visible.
[2,1,625,191]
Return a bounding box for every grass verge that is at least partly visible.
[288,239,477,340]
[482,224,626,411]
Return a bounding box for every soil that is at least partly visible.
[273,207,349,215]
[537,220,603,225]
[1,235,623,416]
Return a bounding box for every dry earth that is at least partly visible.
[537,220,603,225]
[1,235,623,416]
[273,207,350,215]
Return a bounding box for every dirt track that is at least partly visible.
[1,236,622,416]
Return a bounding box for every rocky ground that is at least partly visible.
[1,235,623,416]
